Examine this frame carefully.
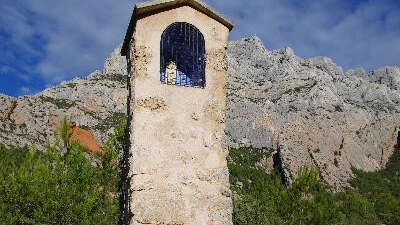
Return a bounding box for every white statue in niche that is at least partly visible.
[166,61,177,85]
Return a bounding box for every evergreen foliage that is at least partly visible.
[0,117,127,225]
[229,147,400,225]
[0,117,399,225]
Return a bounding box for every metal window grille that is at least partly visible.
[160,22,206,88]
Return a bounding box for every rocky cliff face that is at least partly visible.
[1,36,399,190]
[0,47,128,149]
[226,36,400,190]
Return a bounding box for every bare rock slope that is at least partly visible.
[226,36,400,190]
[0,47,128,149]
[1,36,399,190]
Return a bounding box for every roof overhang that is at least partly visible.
[121,0,234,56]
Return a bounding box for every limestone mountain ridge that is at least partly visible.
[226,36,400,190]
[1,36,399,190]
[0,44,128,150]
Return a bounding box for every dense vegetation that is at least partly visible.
[228,146,400,225]
[0,118,126,225]
[0,116,399,224]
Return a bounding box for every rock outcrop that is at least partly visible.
[226,36,400,190]
[103,44,128,75]
[69,124,104,154]
[360,66,400,90]
[0,37,399,190]
[0,46,128,150]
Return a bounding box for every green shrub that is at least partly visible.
[350,146,400,224]
[0,117,127,225]
[1,119,398,225]
[229,146,400,225]
[60,117,72,148]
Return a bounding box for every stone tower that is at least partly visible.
[121,0,234,224]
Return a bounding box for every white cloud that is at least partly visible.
[204,0,400,70]
[19,86,33,95]
[1,0,133,84]
[1,0,399,91]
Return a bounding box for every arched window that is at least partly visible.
[160,22,206,87]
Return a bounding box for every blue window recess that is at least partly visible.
[160,22,206,88]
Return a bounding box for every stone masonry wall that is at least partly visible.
[126,6,232,225]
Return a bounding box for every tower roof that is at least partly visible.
[121,0,234,56]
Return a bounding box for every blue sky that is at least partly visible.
[1,0,399,96]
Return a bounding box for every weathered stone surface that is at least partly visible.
[0,49,128,150]
[0,94,16,120]
[226,36,400,190]
[126,5,232,225]
[103,44,128,75]
[363,66,400,90]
